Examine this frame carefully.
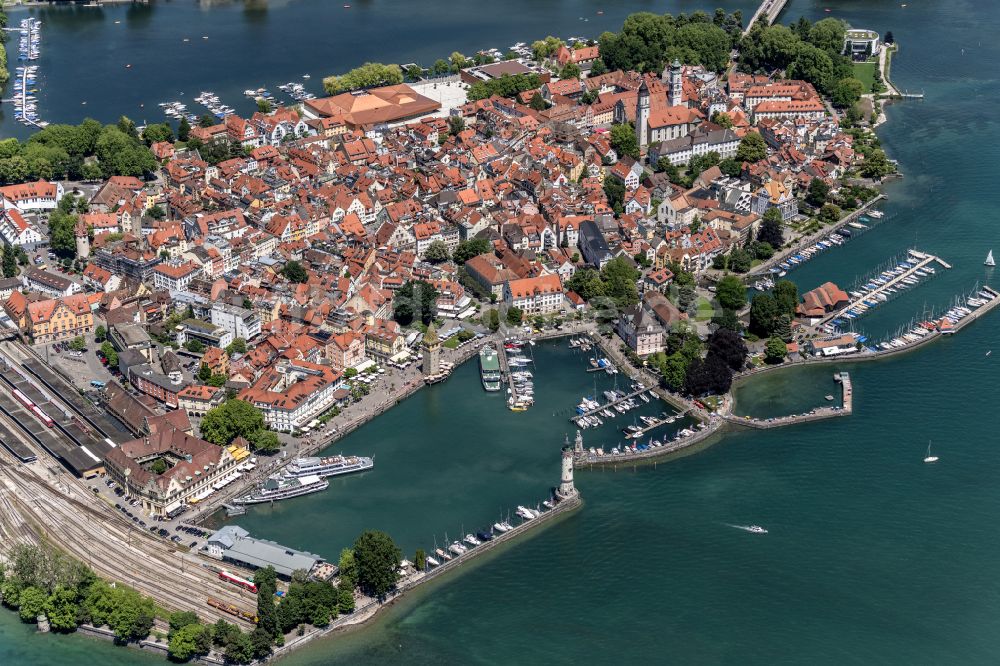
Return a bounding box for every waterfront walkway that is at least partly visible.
[747,195,885,277]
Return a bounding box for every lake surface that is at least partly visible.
[0,0,758,138]
[6,0,1000,664]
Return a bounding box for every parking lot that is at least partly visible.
[89,473,211,551]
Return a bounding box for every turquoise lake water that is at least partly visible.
[5,0,1000,663]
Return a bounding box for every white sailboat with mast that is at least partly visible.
[986,250,995,267]
[923,441,939,463]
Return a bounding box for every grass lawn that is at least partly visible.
[443,337,460,349]
[852,61,878,90]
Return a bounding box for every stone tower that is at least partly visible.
[74,221,90,260]
[421,323,441,377]
[635,79,650,150]
[574,429,583,454]
[556,445,578,501]
[668,59,683,108]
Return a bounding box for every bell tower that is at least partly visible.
[668,59,683,107]
[635,79,650,150]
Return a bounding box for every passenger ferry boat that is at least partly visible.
[479,346,502,392]
[284,454,373,478]
[235,474,328,504]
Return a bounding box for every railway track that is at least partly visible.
[0,451,257,625]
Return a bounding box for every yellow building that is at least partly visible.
[27,294,95,343]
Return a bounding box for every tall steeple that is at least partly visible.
[635,79,650,150]
[668,59,683,107]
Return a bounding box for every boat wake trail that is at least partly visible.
[726,524,768,534]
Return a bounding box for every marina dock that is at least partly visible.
[820,249,949,327]
[570,385,651,426]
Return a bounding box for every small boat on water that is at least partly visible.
[923,442,939,463]
[425,555,441,567]
[986,250,995,267]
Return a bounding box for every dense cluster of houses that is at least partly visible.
[0,56,869,424]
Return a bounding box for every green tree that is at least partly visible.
[749,293,780,337]
[861,148,894,180]
[447,115,465,136]
[609,123,639,160]
[178,116,191,142]
[282,260,308,283]
[603,176,626,215]
[818,203,842,224]
[168,622,211,661]
[739,24,801,72]
[337,580,355,614]
[559,61,581,80]
[736,132,767,163]
[715,275,747,311]
[198,362,212,382]
[405,64,423,80]
[45,586,80,632]
[250,626,273,659]
[806,178,830,206]
[248,429,280,454]
[452,238,492,265]
[529,92,547,111]
[256,97,273,114]
[338,548,358,589]
[322,62,403,94]
[225,338,247,356]
[710,111,733,128]
[807,17,848,53]
[393,279,438,326]
[224,631,254,664]
[212,619,239,647]
[786,43,835,93]
[531,35,565,60]
[728,248,753,273]
[831,77,864,108]
[141,123,173,146]
[433,59,450,75]
[352,530,402,599]
[659,352,688,391]
[17,586,47,622]
[601,256,641,308]
[68,336,86,352]
[757,208,784,248]
[253,566,278,639]
[2,245,19,278]
[484,308,501,332]
[184,338,205,353]
[772,280,799,318]
[414,548,427,570]
[199,399,266,446]
[506,305,524,325]
[765,337,788,363]
[424,240,450,263]
[100,341,118,367]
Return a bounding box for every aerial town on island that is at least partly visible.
[0,6,995,664]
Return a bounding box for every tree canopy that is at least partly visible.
[467,73,542,101]
[352,530,401,599]
[599,11,742,74]
[715,275,747,311]
[282,260,308,283]
[199,399,267,446]
[452,238,492,265]
[323,62,403,94]
[736,132,767,164]
[393,279,438,326]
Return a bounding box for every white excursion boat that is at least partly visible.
[284,454,373,479]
